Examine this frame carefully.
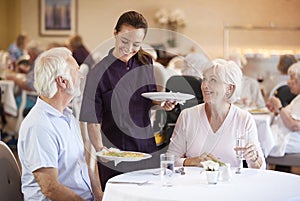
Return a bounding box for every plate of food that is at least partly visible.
[96,148,152,166]
[141,92,195,104]
[248,108,270,114]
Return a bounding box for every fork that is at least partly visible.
[108,180,149,185]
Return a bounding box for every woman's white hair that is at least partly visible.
[34,47,72,98]
[288,61,300,83]
[203,58,243,103]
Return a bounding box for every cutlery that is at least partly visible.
[108,180,149,186]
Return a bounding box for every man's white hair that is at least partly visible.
[34,47,72,98]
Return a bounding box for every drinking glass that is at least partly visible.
[160,153,174,187]
[235,131,248,174]
[257,73,264,83]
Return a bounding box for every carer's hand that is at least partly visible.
[162,100,177,111]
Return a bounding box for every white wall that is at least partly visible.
[21,0,300,59]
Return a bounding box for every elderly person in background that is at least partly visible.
[8,33,29,65]
[181,52,210,78]
[267,62,300,156]
[142,43,178,92]
[266,54,298,107]
[17,47,102,200]
[7,45,43,115]
[228,52,265,109]
[167,59,265,169]
[7,44,42,91]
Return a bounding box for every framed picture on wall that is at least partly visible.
[39,0,77,36]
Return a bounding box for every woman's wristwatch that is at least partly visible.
[277,106,283,114]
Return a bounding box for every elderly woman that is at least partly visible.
[267,62,300,156]
[167,59,265,169]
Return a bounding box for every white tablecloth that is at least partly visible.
[103,167,300,201]
[252,113,275,157]
[0,80,17,116]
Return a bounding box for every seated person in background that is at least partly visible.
[17,47,102,200]
[181,52,210,78]
[15,58,31,74]
[8,33,29,66]
[142,44,178,92]
[264,54,298,99]
[266,62,300,156]
[6,45,42,115]
[228,52,265,108]
[167,59,265,169]
[67,34,94,68]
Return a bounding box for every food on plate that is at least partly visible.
[103,151,145,158]
[248,109,269,113]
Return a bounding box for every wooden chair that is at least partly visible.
[266,153,300,170]
[0,141,23,201]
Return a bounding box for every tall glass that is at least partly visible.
[160,153,174,187]
[235,131,248,174]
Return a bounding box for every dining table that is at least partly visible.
[251,113,275,157]
[102,167,300,201]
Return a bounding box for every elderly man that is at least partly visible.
[267,61,300,157]
[17,47,102,200]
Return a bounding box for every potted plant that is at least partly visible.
[201,160,220,184]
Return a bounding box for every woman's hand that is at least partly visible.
[266,96,282,114]
[183,152,219,167]
[243,143,258,162]
[243,143,263,168]
[162,100,177,111]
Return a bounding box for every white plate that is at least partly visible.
[96,149,152,166]
[141,92,195,103]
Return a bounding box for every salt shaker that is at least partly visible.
[221,163,232,181]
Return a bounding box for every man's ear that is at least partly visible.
[56,76,68,90]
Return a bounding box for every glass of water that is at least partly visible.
[160,153,174,187]
[235,131,248,174]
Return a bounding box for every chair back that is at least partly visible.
[274,85,296,107]
[165,75,203,110]
[163,75,203,144]
[266,153,300,167]
[0,141,23,201]
[269,83,296,107]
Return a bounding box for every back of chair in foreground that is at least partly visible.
[0,141,23,201]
